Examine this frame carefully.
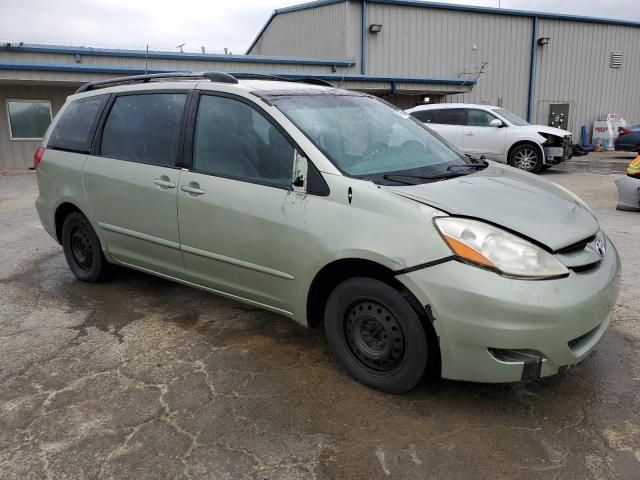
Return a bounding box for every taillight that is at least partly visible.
[619,128,632,136]
[33,147,45,169]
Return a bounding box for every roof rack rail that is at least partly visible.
[75,71,238,93]
[230,72,334,88]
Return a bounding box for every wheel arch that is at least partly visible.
[54,202,85,243]
[507,139,545,165]
[307,257,441,376]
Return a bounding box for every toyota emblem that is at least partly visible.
[595,239,606,256]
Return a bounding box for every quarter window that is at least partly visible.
[48,95,108,152]
[193,95,294,187]
[7,100,52,140]
[410,109,438,123]
[467,109,497,127]
[100,93,187,166]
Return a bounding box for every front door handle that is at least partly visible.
[464,132,475,136]
[180,183,205,196]
[154,177,176,188]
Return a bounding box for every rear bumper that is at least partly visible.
[614,140,640,152]
[615,176,640,212]
[398,238,621,383]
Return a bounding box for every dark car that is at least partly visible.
[615,124,640,152]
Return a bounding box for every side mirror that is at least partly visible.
[490,119,505,128]
[292,150,308,192]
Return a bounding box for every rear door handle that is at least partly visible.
[464,132,475,136]
[180,184,205,196]
[154,178,176,188]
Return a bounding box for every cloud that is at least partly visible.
[1,0,638,53]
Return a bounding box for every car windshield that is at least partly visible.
[272,94,476,185]
[491,108,530,126]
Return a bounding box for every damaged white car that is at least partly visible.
[407,103,572,173]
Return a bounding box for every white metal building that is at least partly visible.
[249,0,640,138]
[1,0,639,169]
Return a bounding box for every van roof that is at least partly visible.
[72,71,341,96]
[70,74,366,104]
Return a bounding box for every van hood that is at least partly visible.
[383,163,598,251]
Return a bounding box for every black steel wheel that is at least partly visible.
[70,225,94,271]
[61,212,110,282]
[325,277,430,394]
[345,300,406,373]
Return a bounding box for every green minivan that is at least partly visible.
[35,72,621,393]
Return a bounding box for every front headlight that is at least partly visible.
[434,217,569,279]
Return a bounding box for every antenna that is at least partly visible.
[457,61,488,88]
[338,57,356,88]
[145,44,149,74]
[176,43,185,53]
[201,46,206,54]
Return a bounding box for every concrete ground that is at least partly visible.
[1,152,639,479]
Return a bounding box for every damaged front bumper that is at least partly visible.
[396,237,621,383]
[543,135,573,165]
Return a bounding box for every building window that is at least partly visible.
[7,100,52,140]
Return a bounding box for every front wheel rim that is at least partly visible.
[344,300,406,372]
[514,148,539,170]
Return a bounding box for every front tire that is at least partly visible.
[61,212,109,282]
[324,278,429,394]
[509,143,543,173]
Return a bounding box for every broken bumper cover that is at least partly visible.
[544,135,573,164]
[397,238,621,383]
[615,175,640,212]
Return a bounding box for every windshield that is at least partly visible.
[272,94,474,185]
[491,108,530,126]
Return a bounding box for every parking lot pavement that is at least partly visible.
[1,159,639,480]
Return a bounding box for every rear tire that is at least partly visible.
[324,278,429,394]
[509,143,543,173]
[61,212,110,282]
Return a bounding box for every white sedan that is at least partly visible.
[406,103,572,173]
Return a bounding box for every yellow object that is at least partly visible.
[627,156,640,176]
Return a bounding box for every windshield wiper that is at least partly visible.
[464,154,489,165]
[447,161,488,173]
[382,172,465,185]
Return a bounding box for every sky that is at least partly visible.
[1,0,639,55]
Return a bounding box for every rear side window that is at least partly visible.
[48,95,108,152]
[432,109,466,126]
[410,109,438,123]
[100,93,187,166]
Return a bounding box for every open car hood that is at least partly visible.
[383,163,599,252]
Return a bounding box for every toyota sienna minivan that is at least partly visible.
[35,72,621,393]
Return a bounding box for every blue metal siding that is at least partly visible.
[527,17,539,123]
[361,0,367,74]
[0,61,475,86]
[2,44,352,67]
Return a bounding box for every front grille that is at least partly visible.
[556,235,597,254]
[554,233,603,272]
